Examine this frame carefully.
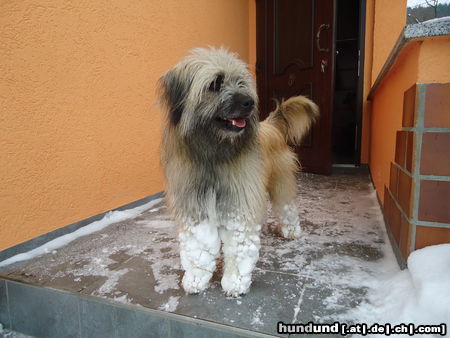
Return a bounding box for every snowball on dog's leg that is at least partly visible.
[179,221,220,294]
[219,225,261,297]
[277,202,301,239]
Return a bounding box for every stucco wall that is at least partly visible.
[361,0,406,164]
[417,36,450,82]
[360,0,376,164]
[369,42,420,202]
[371,0,407,82]
[0,0,252,250]
[248,0,257,74]
[369,35,450,203]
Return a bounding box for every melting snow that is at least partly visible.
[251,306,263,326]
[339,244,450,328]
[1,172,448,333]
[0,198,163,267]
[158,296,180,312]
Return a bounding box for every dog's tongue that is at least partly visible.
[227,118,246,128]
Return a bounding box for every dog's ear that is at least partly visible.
[159,68,190,126]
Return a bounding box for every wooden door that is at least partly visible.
[256,0,335,174]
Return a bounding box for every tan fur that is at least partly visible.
[263,96,319,145]
[159,47,318,296]
[260,96,319,219]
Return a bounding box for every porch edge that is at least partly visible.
[0,192,164,263]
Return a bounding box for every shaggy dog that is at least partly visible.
[159,47,318,297]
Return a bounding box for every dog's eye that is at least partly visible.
[208,74,224,92]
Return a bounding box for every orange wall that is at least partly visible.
[248,0,257,74]
[369,42,421,202]
[417,36,450,83]
[369,35,450,203]
[371,0,407,82]
[0,0,251,250]
[360,0,375,164]
[361,0,406,164]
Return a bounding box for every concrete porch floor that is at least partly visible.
[0,168,396,337]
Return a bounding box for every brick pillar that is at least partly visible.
[384,83,450,262]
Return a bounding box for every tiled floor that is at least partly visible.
[0,168,397,337]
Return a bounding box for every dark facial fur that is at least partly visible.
[184,94,258,164]
[160,49,259,164]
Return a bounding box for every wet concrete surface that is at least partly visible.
[0,168,395,337]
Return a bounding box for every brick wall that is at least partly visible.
[384,83,450,261]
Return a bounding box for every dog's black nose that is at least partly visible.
[241,96,254,109]
[234,93,254,111]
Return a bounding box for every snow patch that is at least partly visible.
[151,259,180,294]
[97,269,129,295]
[0,197,183,304]
[0,198,163,267]
[250,306,263,326]
[337,244,450,329]
[293,286,306,323]
[159,296,180,312]
[113,294,132,304]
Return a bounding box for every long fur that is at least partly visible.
[264,96,319,145]
[159,47,318,296]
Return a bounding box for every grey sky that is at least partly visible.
[408,0,450,7]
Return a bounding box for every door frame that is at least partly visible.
[354,0,367,166]
[255,0,270,120]
[255,0,367,167]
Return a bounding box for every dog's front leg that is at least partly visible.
[219,224,261,297]
[179,220,220,294]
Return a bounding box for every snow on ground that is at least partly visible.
[0,197,182,306]
[258,177,395,323]
[250,305,264,326]
[0,198,163,267]
[158,296,180,312]
[260,174,450,332]
[340,244,450,329]
[57,210,181,301]
[0,323,32,338]
[1,172,448,334]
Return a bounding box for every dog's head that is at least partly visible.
[159,47,258,155]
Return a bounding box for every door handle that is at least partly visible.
[288,73,296,87]
[316,24,330,52]
[321,59,328,73]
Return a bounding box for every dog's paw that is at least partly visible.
[280,223,301,240]
[221,273,251,297]
[225,289,245,298]
[278,203,301,239]
[182,269,211,294]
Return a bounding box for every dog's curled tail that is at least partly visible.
[266,95,319,145]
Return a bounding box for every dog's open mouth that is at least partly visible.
[227,118,246,128]
[217,117,247,132]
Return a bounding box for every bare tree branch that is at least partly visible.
[424,0,439,18]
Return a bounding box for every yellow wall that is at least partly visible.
[0,0,252,250]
